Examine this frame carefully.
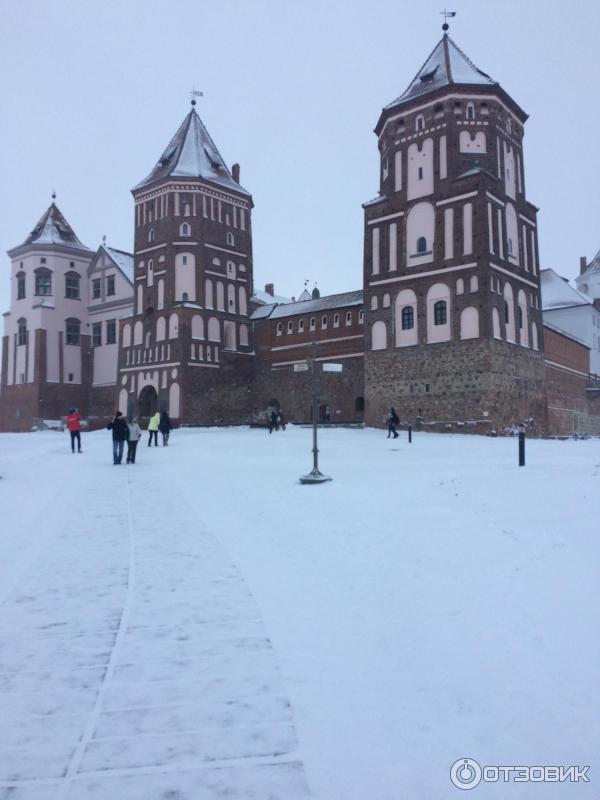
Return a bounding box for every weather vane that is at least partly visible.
[190,87,204,106]
[51,189,56,201]
[440,8,456,31]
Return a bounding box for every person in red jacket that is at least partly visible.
[66,408,82,453]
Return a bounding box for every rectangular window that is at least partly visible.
[65,321,80,346]
[65,274,80,299]
[17,324,27,346]
[17,275,26,299]
[106,275,115,296]
[92,279,101,299]
[92,322,102,347]
[35,274,52,296]
[106,319,116,344]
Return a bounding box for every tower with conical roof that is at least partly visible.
[117,103,255,423]
[363,26,546,433]
[1,201,94,430]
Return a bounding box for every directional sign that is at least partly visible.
[322,363,343,373]
[294,362,309,372]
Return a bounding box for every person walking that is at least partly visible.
[148,410,160,446]
[159,410,172,446]
[107,411,129,464]
[387,407,400,439]
[126,417,142,464]
[268,408,278,434]
[66,408,82,453]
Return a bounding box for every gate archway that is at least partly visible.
[138,385,158,422]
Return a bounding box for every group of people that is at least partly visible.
[66,407,172,464]
[107,410,172,464]
[268,408,286,434]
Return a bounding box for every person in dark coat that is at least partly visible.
[159,410,172,446]
[107,411,129,464]
[387,407,400,439]
[268,409,278,434]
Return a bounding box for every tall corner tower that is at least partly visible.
[0,201,93,431]
[362,28,546,434]
[118,103,255,424]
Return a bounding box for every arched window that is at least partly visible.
[226,232,235,246]
[168,313,179,339]
[239,324,249,346]
[492,307,502,339]
[503,283,515,342]
[321,315,328,329]
[238,286,247,316]
[227,260,236,278]
[466,102,475,120]
[395,289,418,348]
[17,318,27,346]
[224,320,236,350]
[191,314,204,340]
[415,114,425,132]
[208,317,220,342]
[426,283,451,343]
[407,201,435,263]
[205,279,214,309]
[216,281,225,311]
[333,313,340,326]
[157,279,164,310]
[287,321,293,334]
[459,307,480,340]
[299,319,305,332]
[227,283,236,313]
[276,322,283,335]
[147,259,154,288]
[212,257,221,267]
[416,236,427,254]
[371,320,387,350]
[346,311,352,326]
[382,293,391,309]
[402,306,414,330]
[65,318,81,345]
[148,228,155,243]
[156,316,166,341]
[309,317,316,331]
[456,278,464,295]
[34,268,52,296]
[359,310,364,324]
[180,222,190,237]
[122,323,131,348]
[371,296,378,311]
[16,271,26,300]
[133,320,143,345]
[434,301,447,326]
[470,275,478,293]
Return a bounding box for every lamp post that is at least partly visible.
[299,342,332,484]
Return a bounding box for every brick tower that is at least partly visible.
[363,28,546,434]
[117,103,255,424]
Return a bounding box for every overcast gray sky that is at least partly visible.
[1,0,598,313]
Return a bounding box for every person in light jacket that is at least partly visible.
[127,417,142,464]
[148,411,160,446]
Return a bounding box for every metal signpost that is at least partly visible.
[299,350,342,484]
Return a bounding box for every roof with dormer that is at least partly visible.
[375,33,527,134]
[9,202,91,255]
[133,107,250,196]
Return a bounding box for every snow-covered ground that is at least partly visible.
[0,426,598,799]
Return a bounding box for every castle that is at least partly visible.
[2,30,599,435]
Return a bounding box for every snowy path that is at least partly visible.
[0,433,309,799]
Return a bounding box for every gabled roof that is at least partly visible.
[541,268,594,310]
[583,248,600,274]
[251,289,293,307]
[11,203,91,253]
[104,246,134,283]
[133,108,250,196]
[385,35,496,111]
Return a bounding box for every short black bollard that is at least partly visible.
[518,427,525,466]
[408,425,412,444]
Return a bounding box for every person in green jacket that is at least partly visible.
[148,411,160,446]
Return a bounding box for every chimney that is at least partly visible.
[265,283,274,297]
[232,163,240,183]
[580,256,587,275]
[594,299,600,310]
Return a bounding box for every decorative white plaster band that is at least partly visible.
[436,191,478,207]
[272,352,364,367]
[370,262,478,286]
[544,360,589,379]
[204,243,248,258]
[519,214,536,228]
[485,191,505,208]
[367,210,405,225]
[271,334,363,352]
[490,262,538,289]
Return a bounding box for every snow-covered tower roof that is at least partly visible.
[133,107,250,196]
[375,33,527,134]
[9,202,91,254]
